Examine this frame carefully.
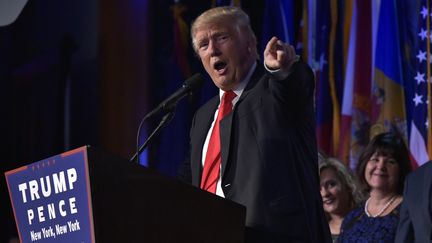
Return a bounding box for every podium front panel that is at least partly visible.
[5,146,95,243]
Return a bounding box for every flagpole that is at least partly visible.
[329,0,340,155]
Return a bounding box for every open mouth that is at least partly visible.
[213,60,227,74]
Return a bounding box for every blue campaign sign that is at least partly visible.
[5,146,95,243]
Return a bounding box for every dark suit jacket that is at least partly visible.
[395,161,432,243]
[180,61,331,243]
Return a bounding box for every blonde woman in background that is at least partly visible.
[319,156,365,242]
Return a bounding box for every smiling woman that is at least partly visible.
[338,132,413,243]
[319,156,364,243]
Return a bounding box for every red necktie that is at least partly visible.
[201,90,237,193]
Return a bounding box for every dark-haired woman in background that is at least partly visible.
[338,132,412,242]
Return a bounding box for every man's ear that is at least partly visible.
[246,39,253,53]
[246,36,258,58]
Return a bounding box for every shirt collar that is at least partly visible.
[218,62,257,101]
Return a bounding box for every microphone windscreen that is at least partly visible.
[184,73,204,91]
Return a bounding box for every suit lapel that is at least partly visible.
[191,96,219,187]
[219,64,265,179]
[236,64,265,104]
[219,112,233,178]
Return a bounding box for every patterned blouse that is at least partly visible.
[338,204,400,243]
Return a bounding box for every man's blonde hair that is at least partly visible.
[191,6,258,58]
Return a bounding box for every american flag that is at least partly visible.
[402,0,431,167]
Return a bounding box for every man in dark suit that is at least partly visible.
[180,6,331,242]
[395,161,432,243]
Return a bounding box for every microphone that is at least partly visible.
[131,73,204,163]
[0,0,29,26]
[145,73,204,119]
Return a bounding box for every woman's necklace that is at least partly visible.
[364,195,397,217]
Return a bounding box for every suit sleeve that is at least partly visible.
[395,175,414,243]
[268,60,315,108]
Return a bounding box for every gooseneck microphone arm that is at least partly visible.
[130,73,204,164]
[130,110,175,163]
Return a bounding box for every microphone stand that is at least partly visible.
[129,73,203,164]
[130,107,176,164]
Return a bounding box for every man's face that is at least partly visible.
[194,21,254,91]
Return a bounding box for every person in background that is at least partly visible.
[179,6,331,243]
[338,132,412,242]
[395,160,432,243]
[319,156,365,242]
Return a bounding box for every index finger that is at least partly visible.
[265,36,279,53]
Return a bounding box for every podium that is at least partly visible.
[5,146,246,243]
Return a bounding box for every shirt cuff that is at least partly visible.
[264,55,300,80]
